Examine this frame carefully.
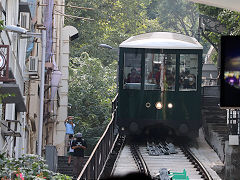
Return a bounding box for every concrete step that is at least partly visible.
[202,108,226,112]
[205,117,227,124]
[213,131,228,137]
[208,124,228,129]
[201,97,228,163]
[212,130,229,135]
[57,156,88,177]
[57,156,73,177]
[202,109,226,114]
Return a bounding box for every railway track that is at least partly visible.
[112,141,213,180]
[130,144,150,176]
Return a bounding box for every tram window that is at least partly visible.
[123,51,141,89]
[179,54,198,91]
[145,53,176,91]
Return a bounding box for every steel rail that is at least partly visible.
[130,144,151,177]
[182,147,213,180]
[109,136,126,176]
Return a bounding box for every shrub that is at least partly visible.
[0,153,71,180]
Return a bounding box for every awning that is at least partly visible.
[0,83,27,112]
[189,0,240,12]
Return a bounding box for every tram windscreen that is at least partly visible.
[145,53,176,91]
[220,36,240,108]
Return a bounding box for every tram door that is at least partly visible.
[144,52,176,121]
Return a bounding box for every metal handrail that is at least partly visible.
[78,94,118,180]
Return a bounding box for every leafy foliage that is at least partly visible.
[0,21,4,31]
[65,0,200,65]
[65,0,207,153]
[218,10,240,35]
[147,0,199,37]
[199,5,240,45]
[198,5,240,63]
[0,93,15,104]
[65,0,163,65]
[68,53,117,154]
[0,153,71,179]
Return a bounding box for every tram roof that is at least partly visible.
[119,32,203,50]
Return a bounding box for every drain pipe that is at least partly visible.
[37,29,46,156]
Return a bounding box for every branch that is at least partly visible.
[176,16,190,36]
[202,31,218,51]
[56,4,94,11]
[54,9,94,21]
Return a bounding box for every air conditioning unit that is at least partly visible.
[29,56,38,72]
[19,12,30,30]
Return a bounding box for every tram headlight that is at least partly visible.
[168,103,173,109]
[155,102,163,109]
[146,102,151,108]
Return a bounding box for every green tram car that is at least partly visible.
[117,32,203,138]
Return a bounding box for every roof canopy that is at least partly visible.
[189,0,240,12]
[119,32,203,50]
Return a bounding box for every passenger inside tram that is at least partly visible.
[165,69,175,90]
[181,73,196,89]
[185,74,196,89]
[155,64,161,86]
[179,54,198,91]
[126,68,141,83]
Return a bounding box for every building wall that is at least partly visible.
[0,0,75,158]
[0,0,28,158]
[27,0,75,156]
[27,80,39,154]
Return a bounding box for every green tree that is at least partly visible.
[65,0,159,66]
[68,53,117,154]
[198,5,240,44]
[65,0,202,66]
[147,0,199,37]
[198,5,224,52]
[198,5,240,63]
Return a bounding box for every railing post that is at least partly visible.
[94,153,98,179]
[101,143,104,168]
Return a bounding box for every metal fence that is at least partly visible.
[201,85,220,98]
[227,109,240,135]
[78,94,118,180]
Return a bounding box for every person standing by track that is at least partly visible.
[71,132,87,177]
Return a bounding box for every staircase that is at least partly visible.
[57,156,74,177]
[202,96,228,162]
[57,156,89,178]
